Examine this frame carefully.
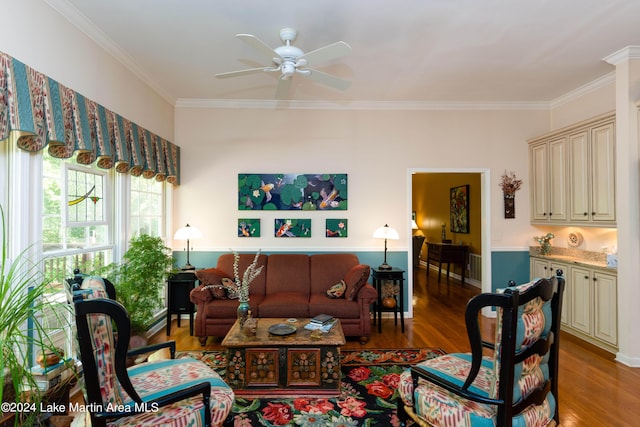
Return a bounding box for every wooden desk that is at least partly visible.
[426,242,469,291]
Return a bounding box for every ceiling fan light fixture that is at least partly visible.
[216,28,352,98]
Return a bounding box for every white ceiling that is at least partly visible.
[47,0,640,106]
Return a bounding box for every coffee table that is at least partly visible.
[221,317,346,397]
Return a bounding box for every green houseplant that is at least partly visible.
[0,206,70,426]
[97,234,176,335]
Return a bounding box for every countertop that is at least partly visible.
[529,247,616,273]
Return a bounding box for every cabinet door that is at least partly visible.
[569,266,592,335]
[529,142,549,221]
[593,272,617,345]
[530,258,550,279]
[568,130,590,222]
[590,122,616,222]
[548,136,568,221]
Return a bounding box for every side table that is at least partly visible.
[371,267,405,333]
[166,271,197,336]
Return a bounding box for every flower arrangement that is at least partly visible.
[499,171,523,196]
[534,233,555,255]
[231,250,264,302]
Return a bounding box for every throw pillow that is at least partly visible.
[221,277,240,299]
[344,264,371,301]
[326,280,347,299]
[195,268,231,299]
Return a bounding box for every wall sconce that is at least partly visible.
[373,224,399,270]
[174,223,202,270]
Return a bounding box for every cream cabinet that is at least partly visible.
[530,257,617,353]
[530,258,569,325]
[529,112,615,227]
[529,136,568,222]
[568,121,616,224]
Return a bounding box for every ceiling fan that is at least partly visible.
[215,28,352,98]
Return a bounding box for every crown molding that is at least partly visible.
[44,0,176,106]
[550,72,615,109]
[175,98,551,111]
[603,45,640,66]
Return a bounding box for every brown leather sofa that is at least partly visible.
[190,253,377,345]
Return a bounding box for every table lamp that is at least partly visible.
[373,224,399,270]
[174,223,202,270]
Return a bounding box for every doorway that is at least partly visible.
[405,168,492,319]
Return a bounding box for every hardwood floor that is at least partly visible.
[157,266,640,426]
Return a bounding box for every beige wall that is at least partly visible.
[173,107,552,253]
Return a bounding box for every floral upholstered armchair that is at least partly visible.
[398,271,565,427]
[73,276,235,427]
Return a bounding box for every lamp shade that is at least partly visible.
[411,220,419,230]
[174,224,202,240]
[373,224,399,240]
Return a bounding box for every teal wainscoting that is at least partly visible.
[490,250,531,291]
[173,250,410,308]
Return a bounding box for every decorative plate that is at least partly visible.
[268,323,297,336]
[567,232,583,247]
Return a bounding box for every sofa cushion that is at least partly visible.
[265,254,311,296]
[259,292,310,318]
[196,268,231,299]
[344,264,371,301]
[326,280,347,299]
[204,295,265,318]
[221,277,239,299]
[309,253,359,295]
[309,294,360,319]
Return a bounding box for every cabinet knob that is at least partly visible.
[584,275,589,279]
[593,277,597,281]
[592,212,596,216]
[543,212,547,216]
[583,212,588,216]
[549,212,552,216]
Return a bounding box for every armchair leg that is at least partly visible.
[199,336,208,346]
[359,336,368,344]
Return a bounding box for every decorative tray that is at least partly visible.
[268,323,297,336]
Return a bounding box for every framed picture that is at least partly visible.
[238,173,348,211]
[326,219,348,237]
[238,218,260,237]
[274,218,311,237]
[450,185,469,233]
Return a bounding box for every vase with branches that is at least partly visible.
[230,250,264,326]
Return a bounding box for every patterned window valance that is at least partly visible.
[0,51,180,184]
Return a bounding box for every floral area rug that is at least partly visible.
[177,348,445,427]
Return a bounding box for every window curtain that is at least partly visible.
[0,51,180,184]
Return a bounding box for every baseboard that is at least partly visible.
[615,352,640,367]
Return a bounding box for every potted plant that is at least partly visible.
[0,206,70,426]
[97,234,176,336]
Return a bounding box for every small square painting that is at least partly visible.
[238,219,260,237]
[326,219,348,237]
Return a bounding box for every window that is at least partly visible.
[130,176,164,237]
[42,153,112,273]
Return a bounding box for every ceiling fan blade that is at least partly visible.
[236,34,282,61]
[274,77,292,99]
[215,67,276,79]
[299,41,351,65]
[304,68,351,91]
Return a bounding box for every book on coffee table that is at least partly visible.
[305,318,337,332]
[310,313,334,325]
